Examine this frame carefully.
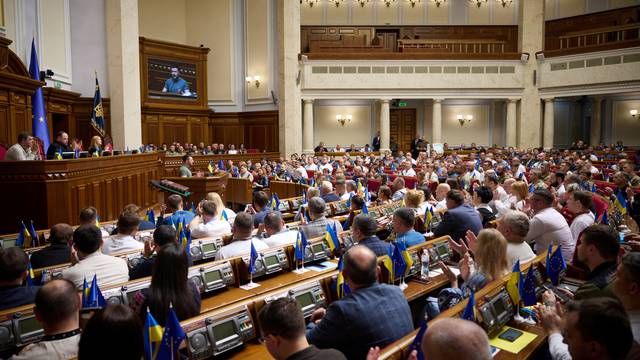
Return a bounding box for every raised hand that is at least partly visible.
[447,236,469,256]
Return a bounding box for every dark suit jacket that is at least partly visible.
[46,141,71,159]
[433,204,483,242]
[307,283,413,360]
[372,137,381,151]
[29,243,70,269]
[322,193,341,203]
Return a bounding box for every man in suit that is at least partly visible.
[372,131,381,151]
[306,246,413,359]
[352,214,389,256]
[30,223,72,269]
[0,247,40,310]
[46,131,71,160]
[433,190,483,243]
[320,181,341,203]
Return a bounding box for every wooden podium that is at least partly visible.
[162,174,228,205]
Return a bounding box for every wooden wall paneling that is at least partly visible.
[72,97,111,147]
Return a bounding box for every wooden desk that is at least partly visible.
[268,181,308,200]
[245,262,338,296]
[163,174,228,203]
[199,287,255,314]
[0,152,163,234]
[225,177,253,207]
[162,152,281,177]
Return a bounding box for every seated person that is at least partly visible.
[473,186,496,227]
[259,297,346,360]
[62,225,129,290]
[320,181,341,203]
[215,212,268,260]
[433,190,483,243]
[612,252,640,342]
[46,131,71,160]
[189,201,232,239]
[539,297,637,360]
[300,198,343,240]
[524,189,572,255]
[263,212,298,248]
[5,131,38,160]
[403,190,427,233]
[248,191,273,228]
[566,190,595,260]
[129,225,177,280]
[306,246,413,359]
[351,214,388,257]
[131,243,200,325]
[121,204,155,231]
[206,192,236,223]
[0,247,40,310]
[79,206,109,239]
[11,280,81,360]
[157,194,195,227]
[393,208,425,247]
[102,211,144,255]
[78,305,143,359]
[343,195,364,231]
[497,211,536,267]
[570,225,619,300]
[390,177,407,201]
[29,223,72,269]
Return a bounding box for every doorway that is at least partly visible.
[390,108,416,152]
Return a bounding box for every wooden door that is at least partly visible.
[390,108,416,152]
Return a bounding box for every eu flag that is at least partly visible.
[409,318,428,360]
[391,243,407,280]
[248,240,259,275]
[295,231,307,261]
[217,159,225,171]
[461,289,475,321]
[361,201,368,214]
[520,266,537,306]
[90,75,106,137]
[546,245,566,286]
[28,39,50,151]
[83,274,106,309]
[157,306,185,360]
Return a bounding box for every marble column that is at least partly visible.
[432,98,443,144]
[379,99,390,152]
[506,99,518,147]
[543,98,555,149]
[302,98,314,154]
[590,96,602,146]
[105,0,142,150]
[277,0,302,156]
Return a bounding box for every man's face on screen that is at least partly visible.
[171,68,179,78]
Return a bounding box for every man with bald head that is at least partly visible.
[30,223,73,269]
[433,183,450,212]
[307,245,413,359]
[421,318,491,360]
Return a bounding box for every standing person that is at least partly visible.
[5,132,39,160]
[179,154,194,177]
[372,131,381,152]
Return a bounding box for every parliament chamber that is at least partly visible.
[1,0,640,360]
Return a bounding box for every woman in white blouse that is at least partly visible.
[566,190,595,260]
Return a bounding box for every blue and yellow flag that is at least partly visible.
[361,202,368,214]
[145,209,156,226]
[409,317,428,360]
[357,179,365,195]
[294,231,307,261]
[90,74,106,137]
[397,241,414,277]
[528,183,535,193]
[324,224,340,252]
[83,274,106,309]
[143,309,163,360]
[506,260,521,305]
[25,263,35,287]
[157,306,186,360]
[424,207,434,228]
[615,191,628,215]
[208,160,214,174]
[391,243,407,280]
[520,266,537,306]
[16,221,30,247]
[461,289,476,321]
[546,245,566,286]
[248,240,259,275]
[81,277,89,307]
[335,254,351,299]
[218,159,225,171]
[95,215,101,228]
[28,38,51,151]
[383,244,394,282]
[598,211,608,225]
[221,209,229,222]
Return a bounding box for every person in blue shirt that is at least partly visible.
[392,207,425,247]
[0,247,40,310]
[157,194,195,227]
[162,67,189,95]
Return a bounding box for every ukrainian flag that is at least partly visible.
[81,277,89,307]
[336,255,350,299]
[95,215,101,228]
[324,224,340,252]
[145,209,155,226]
[615,191,628,215]
[16,222,30,247]
[25,263,35,287]
[357,179,365,195]
[397,241,414,276]
[425,207,434,228]
[144,309,163,360]
[506,260,521,305]
[208,160,214,174]
[383,244,394,282]
[221,210,229,222]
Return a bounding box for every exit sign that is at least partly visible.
[397,102,408,107]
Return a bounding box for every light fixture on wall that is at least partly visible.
[431,0,446,7]
[382,0,396,7]
[336,114,352,127]
[357,0,370,7]
[469,0,488,7]
[245,75,261,88]
[631,109,638,119]
[408,0,421,7]
[496,0,512,7]
[300,0,320,7]
[456,114,473,126]
[331,0,344,6]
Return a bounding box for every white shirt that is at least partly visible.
[264,230,298,248]
[494,186,509,203]
[227,149,238,154]
[494,194,518,216]
[391,188,407,201]
[548,333,571,360]
[525,207,573,255]
[567,212,595,260]
[101,234,144,255]
[340,191,354,201]
[296,166,309,179]
[434,199,447,212]
[215,238,269,260]
[11,333,80,360]
[191,218,232,239]
[62,252,129,290]
[305,163,319,171]
[556,184,566,197]
[630,309,640,342]
[400,168,416,177]
[319,163,333,173]
[506,242,536,268]
[5,143,36,161]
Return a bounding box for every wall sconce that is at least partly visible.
[631,109,638,118]
[331,0,343,6]
[431,0,446,7]
[357,0,370,7]
[300,0,319,7]
[469,0,487,7]
[496,0,512,7]
[383,0,396,7]
[408,0,421,7]
[245,75,261,88]
[336,114,352,127]
[456,114,473,126]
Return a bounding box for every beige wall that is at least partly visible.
[314,105,372,146]
[39,0,72,87]
[545,0,640,20]
[492,101,505,146]
[245,0,271,103]
[138,0,186,44]
[612,100,640,146]
[442,104,490,145]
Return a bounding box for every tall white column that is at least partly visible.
[590,96,602,146]
[277,0,302,156]
[432,98,443,144]
[106,0,142,149]
[302,98,314,154]
[506,98,518,147]
[379,99,390,152]
[543,98,555,149]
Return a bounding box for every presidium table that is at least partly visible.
[0,151,283,234]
